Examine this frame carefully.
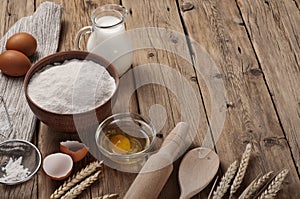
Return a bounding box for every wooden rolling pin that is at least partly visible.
[124,122,190,199]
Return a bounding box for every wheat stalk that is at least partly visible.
[50,161,103,199]
[213,160,239,199]
[93,193,119,199]
[239,171,273,199]
[208,176,219,199]
[229,143,252,198]
[61,170,101,199]
[258,169,289,199]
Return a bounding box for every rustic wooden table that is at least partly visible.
[0,0,299,198]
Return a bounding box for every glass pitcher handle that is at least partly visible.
[74,26,92,50]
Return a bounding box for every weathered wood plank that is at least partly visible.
[95,69,139,198]
[1,0,298,198]
[4,0,34,31]
[0,1,37,195]
[180,0,300,197]
[0,0,8,36]
[34,0,100,198]
[0,0,34,141]
[34,0,139,199]
[122,0,212,198]
[0,1,61,143]
[37,123,89,199]
[0,1,61,198]
[0,0,34,198]
[237,0,300,174]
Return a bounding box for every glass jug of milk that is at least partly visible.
[75,4,133,76]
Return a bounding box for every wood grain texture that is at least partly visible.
[36,0,88,51]
[34,0,106,198]
[0,1,35,196]
[122,0,212,198]
[0,1,60,198]
[179,0,300,197]
[33,1,138,199]
[237,0,300,174]
[0,2,61,143]
[0,0,299,198]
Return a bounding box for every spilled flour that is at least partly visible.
[28,59,116,114]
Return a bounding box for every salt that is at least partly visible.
[27,59,116,114]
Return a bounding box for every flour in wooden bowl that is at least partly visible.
[27,59,116,114]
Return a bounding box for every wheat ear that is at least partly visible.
[61,170,101,199]
[258,169,289,199]
[50,161,103,199]
[239,171,273,199]
[229,143,252,198]
[93,193,119,199]
[213,160,239,199]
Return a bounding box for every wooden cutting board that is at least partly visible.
[0,2,61,142]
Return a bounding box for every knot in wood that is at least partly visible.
[247,68,262,76]
[181,2,194,12]
[263,136,285,147]
[148,52,155,58]
[213,73,223,79]
[190,76,197,82]
[226,102,235,108]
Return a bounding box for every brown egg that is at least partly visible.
[60,140,89,162]
[6,32,37,57]
[0,50,31,77]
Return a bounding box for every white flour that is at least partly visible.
[28,59,116,114]
[0,157,30,182]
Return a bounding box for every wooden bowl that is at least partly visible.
[24,51,119,133]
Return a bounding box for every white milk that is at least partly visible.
[87,16,133,76]
[87,16,124,50]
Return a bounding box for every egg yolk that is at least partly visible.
[109,134,131,154]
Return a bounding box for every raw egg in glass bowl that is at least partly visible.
[95,113,156,169]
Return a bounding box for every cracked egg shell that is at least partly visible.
[43,153,73,181]
[60,140,89,162]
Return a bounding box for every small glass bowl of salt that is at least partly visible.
[0,139,41,185]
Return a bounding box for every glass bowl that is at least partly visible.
[0,139,41,185]
[95,113,156,166]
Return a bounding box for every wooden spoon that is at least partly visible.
[179,147,220,199]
